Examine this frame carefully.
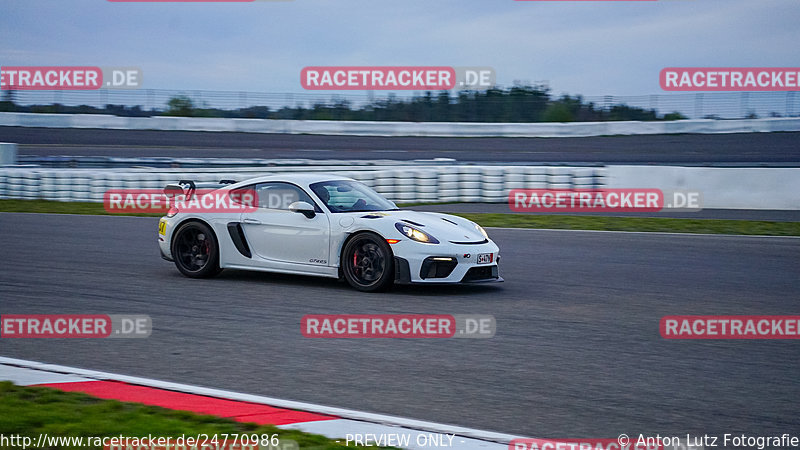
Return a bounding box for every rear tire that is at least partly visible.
[342,232,395,292]
[171,221,221,278]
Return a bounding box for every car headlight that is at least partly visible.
[395,222,439,244]
[475,224,489,239]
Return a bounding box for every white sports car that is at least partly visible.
[157,174,501,292]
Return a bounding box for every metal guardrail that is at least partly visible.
[15,156,463,169]
[2,113,799,138]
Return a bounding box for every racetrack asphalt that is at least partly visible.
[3,126,800,165]
[1,212,798,439]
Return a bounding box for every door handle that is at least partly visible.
[243,218,262,225]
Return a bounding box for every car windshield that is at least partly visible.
[310,180,398,213]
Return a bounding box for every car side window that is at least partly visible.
[326,186,360,210]
[251,182,316,210]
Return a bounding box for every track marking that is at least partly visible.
[0,357,523,445]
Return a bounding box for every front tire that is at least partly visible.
[171,221,221,278]
[342,232,395,292]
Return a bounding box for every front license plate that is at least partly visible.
[158,219,167,236]
[477,253,493,264]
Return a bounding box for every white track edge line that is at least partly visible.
[0,356,524,445]
[0,212,156,219]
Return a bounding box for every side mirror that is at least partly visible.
[289,201,316,218]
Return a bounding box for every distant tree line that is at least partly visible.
[0,86,688,122]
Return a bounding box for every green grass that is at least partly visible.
[0,199,162,217]
[1,199,798,236]
[0,381,394,450]
[453,213,800,236]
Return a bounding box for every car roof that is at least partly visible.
[231,173,354,189]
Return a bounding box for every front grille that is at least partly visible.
[420,257,458,279]
[461,265,499,282]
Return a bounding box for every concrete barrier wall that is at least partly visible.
[0,143,17,166]
[2,112,799,137]
[606,166,800,210]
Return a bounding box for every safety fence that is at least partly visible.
[0,165,605,204]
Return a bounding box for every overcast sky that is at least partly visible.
[1,0,798,97]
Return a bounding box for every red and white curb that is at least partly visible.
[0,357,523,449]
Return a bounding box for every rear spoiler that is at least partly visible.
[163,179,237,198]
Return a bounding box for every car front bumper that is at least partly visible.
[158,217,174,261]
[392,240,502,284]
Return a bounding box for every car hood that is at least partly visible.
[354,210,488,244]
